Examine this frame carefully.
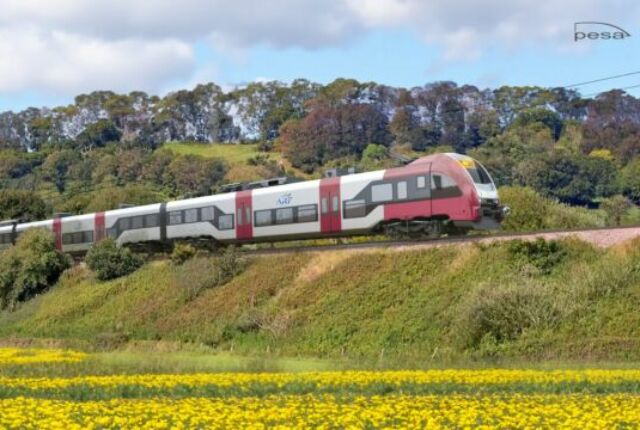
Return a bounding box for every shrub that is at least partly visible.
[217,246,244,283]
[0,228,71,309]
[507,238,567,275]
[171,243,197,265]
[457,281,562,348]
[179,246,246,301]
[0,189,48,222]
[499,186,604,232]
[600,195,632,226]
[86,238,143,281]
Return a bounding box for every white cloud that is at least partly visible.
[0,0,638,103]
[0,0,362,48]
[0,26,194,95]
[347,0,636,61]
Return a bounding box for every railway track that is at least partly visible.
[243,224,640,256]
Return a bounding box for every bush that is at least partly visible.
[86,238,143,281]
[217,246,244,283]
[171,243,197,265]
[458,281,562,348]
[179,246,246,301]
[600,195,632,226]
[0,190,48,222]
[0,228,71,309]
[507,238,567,275]
[499,186,604,231]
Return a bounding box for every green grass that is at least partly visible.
[164,142,259,165]
[3,238,640,364]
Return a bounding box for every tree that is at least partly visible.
[360,144,390,171]
[85,238,143,281]
[0,151,35,181]
[75,119,122,152]
[516,151,618,205]
[512,108,563,140]
[0,190,48,222]
[41,150,76,193]
[622,157,640,203]
[279,100,391,171]
[600,195,632,226]
[0,228,71,309]
[166,154,227,196]
[390,90,426,150]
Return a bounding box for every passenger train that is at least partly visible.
[0,153,509,253]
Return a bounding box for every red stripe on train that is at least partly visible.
[52,217,62,251]
[95,212,106,242]
[319,177,341,233]
[235,190,253,240]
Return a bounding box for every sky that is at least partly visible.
[0,0,639,112]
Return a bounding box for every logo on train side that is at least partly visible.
[277,192,293,206]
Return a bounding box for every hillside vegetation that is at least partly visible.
[2,237,640,363]
[2,78,640,220]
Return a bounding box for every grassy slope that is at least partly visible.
[164,142,259,164]
[3,238,640,363]
[162,141,314,183]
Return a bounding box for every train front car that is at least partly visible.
[442,153,508,231]
[401,153,508,236]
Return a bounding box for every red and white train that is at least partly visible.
[0,153,508,253]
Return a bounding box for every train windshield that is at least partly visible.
[457,158,493,185]
[466,162,493,185]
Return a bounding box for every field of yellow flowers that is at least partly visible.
[1,347,640,428]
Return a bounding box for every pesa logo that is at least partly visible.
[574,22,630,41]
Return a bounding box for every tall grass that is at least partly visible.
[1,238,640,363]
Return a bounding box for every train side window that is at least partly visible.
[72,232,84,244]
[417,176,426,188]
[255,210,272,227]
[298,205,317,222]
[344,200,366,218]
[371,183,392,203]
[145,214,159,228]
[120,217,131,230]
[276,208,293,224]
[218,214,234,230]
[432,175,442,190]
[131,215,144,229]
[321,197,328,214]
[442,175,457,187]
[184,208,198,223]
[62,233,72,245]
[168,211,182,225]
[397,181,407,199]
[84,231,94,243]
[201,207,215,221]
[432,174,456,189]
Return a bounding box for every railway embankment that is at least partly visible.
[2,235,640,363]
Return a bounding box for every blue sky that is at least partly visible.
[1,0,639,112]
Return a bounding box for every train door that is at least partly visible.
[426,162,433,217]
[52,216,62,251]
[320,177,341,233]
[235,190,253,240]
[94,212,106,242]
